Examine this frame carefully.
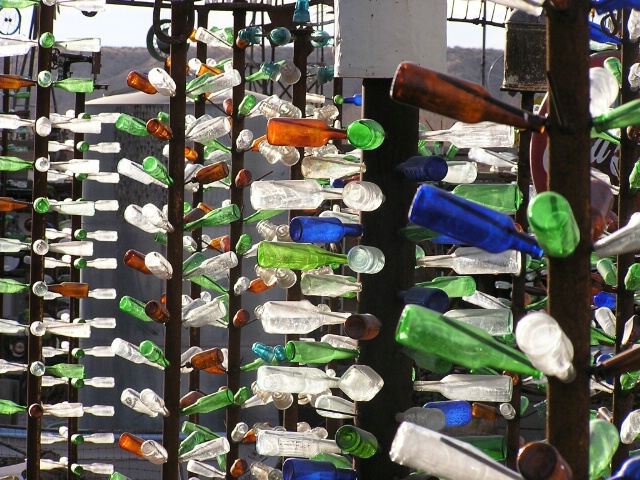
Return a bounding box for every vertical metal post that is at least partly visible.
[225,2,246,477]
[27,4,55,480]
[357,78,416,480]
[612,9,639,470]
[188,8,209,419]
[546,2,591,478]
[162,3,189,479]
[505,91,534,469]
[65,92,85,480]
[282,26,313,432]
[0,56,9,319]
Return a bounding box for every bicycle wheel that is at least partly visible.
[0,8,21,35]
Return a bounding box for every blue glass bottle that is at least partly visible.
[589,21,621,45]
[398,286,449,313]
[594,291,616,309]
[395,156,448,182]
[252,343,286,364]
[424,400,472,427]
[282,459,357,480]
[610,456,640,479]
[335,94,363,106]
[289,216,363,243]
[409,184,543,259]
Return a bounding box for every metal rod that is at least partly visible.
[546,1,591,477]
[27,4,55,480]
[66,91,85,480]
[612,8,639,470]
[357,77,416,480]
[0,56,9,320]
[161,2,189,478]
[225,2,246,477]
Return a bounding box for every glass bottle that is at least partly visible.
[115,113,150,137]
[257,241,347,270]
[344,313,382,340]
[620,410,640,444]
[515,311,575,383]
[120,296,154,322]
[456,435,507,461]
[267,117,385,150]
[124,249,153,274]
[335,425,378,458]
[282,459,356,480]
[395,155,448,182]
[592,99,640,133]
[180,389,235,415]
[191,161,229,185]
[142,156,173,185]
[527,191,579,258]
[398,286,450,312]
[518,442,573,480]
[145,301,170,324]
[409,184,543,259]
[0,73,37,89]
[589,419,619,480]
[188,348,226,374]
[185,70,242,99]
[0,279,29,293]
[250,179,342,210]
[284,341,359,364]
[314,395,355,419]
[391,422,521,480]
[0,399,27,415]
[0,155,48,172]
[118,159,167,188]
[391,62,546,133]
[184,204,240,230]
[395,406,447,431]
[256,300,350,334]
[256,430,341,457]
[403,348,453,374]
[145,251,173,279]
[414,374,513,402]
[452,183,523,214]
[256,364,383,402]
[416,246,522,275]
[139,340,170,368]
[594,212,640,258]
[301,154,366,180]
[415,276,476,298]
[424,400,472,427]
[0,196,31,212]
[300,273,361,298]
[397,305,540,378]
[146,119,173,141]
[289,216,363,243]
[127,71,157,94]
[445,309,513,336]
[111,338,163,370]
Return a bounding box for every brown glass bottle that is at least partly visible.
[241,429,257,444]
[223,98,233,116]
[230,459,248,478]
[0,74,37,90]
[47,282,89,298]
[124,249,152,275]
[267,117,347,147]
[126,71,158,95]
[205,235,231,253]
[183,202,215,225]
[247,278,276,294]
[145,300,170,324]
[591,347,640,381]
[184,146,198,162]
[249,134,268,152]
[344,313,382,340]
[390,62,546,133]
[471,402,500,421]
[0,197,30,212]
[189,348,226,374]
[517,442,572,480]
[118,432,145,458]
[193,161,229,184]
[180,390,206,410]
[165,56,190,74]
[235,169,252,188]
[146,118,173,140]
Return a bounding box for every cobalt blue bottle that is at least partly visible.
[424,400,472,427]
[409,184,543,259]
[610,456,640,479]
[398,286,449,313]
[395,156,448,182]
[282,459,357,480]
[289,216,363,243]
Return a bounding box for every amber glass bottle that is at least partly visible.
[267,118,347,147]
[124,249,152,275]
[0,74,37,90]
[145,300,170,324]
[189,348,226,374]
[247,278,276,294]
[146,118,173,140]
[47,283,90,298]
[0,197,31,212]
[119,432,145,457]
[192,161,229,184]
[184,202,215,224]
[126,71,158,95]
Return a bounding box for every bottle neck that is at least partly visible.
[416,254,454,268]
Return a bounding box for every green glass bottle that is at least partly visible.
[626,264,640,291]
[244,209,286,223]
[396,304,542,378]
[115,114,150,137]
[52,78,95,93]
[0,279,29,294]
[346,119,385,150]
[0,0,37,8]
[190,276,228,295]
[204,139,231,156]
[257,241,347,270]
[0,156,37,172]
[630,159,640,191]
[335,425,378,458]
[398,224,441,243]
[183,252,206,278]
[139,340,170,368]
[180,388,234,415]
[181,419,229,469]
[45,363,85,379]
[589,419,619,480]
[142,156,173,186]
[456,435,506,461]
[604,56,622,87]
[285,341,359,364]
[597,258,618,286]
[110,473,133,480]
[310,453,353,470]
[178,431,207,456]
[238,94,257,118]
[234,386,251,405]
[119,296,154,322]
[452,184,523,214]
[185,204,241,231]
[621,371,640,390]
[235,233,252,255]
[402,347,453,374]
[527,191,579,258]
[592,99,640,133]
[0,399,27,415]
[157,111,170,124]
[415,276,476,298]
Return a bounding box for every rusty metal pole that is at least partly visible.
[65,92,85,480]
[225,2,246,477]
[357,78,416,480]
[546,2,592,478]
[611,9,639,470]
[0,56,9,320]
[505,91,534,469]
[282,26,313,433]
[162,2,189,478]
[27,4,55,480]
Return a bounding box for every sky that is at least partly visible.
[14,2,507,50]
